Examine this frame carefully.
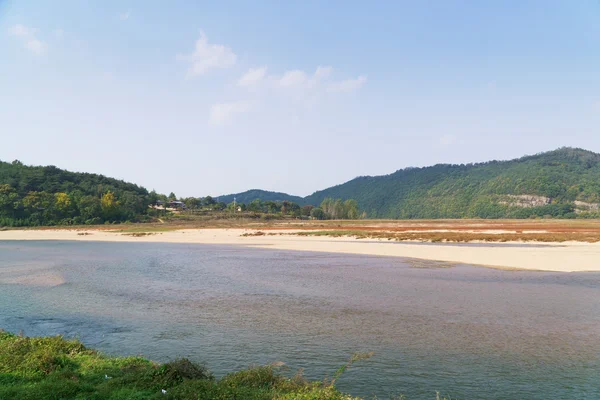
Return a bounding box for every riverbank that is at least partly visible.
[0,330,364,400]
[1,227,599,272]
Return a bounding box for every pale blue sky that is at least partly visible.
[1,1,599,197]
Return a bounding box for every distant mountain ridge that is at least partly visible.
[220,147,600,218]
[217,189,306,206]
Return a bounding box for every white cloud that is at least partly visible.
[275,66,335,91]
[315,65,333,79]
[54,28,64,38]
[9,24,46,55]
[10,24,31,36]
[238,66,267,87]
[177,32,237,77]
[26,39,45,54]
[210,101,251,125]
[210,65,366,122]
[439,134,457,146]
[327,75,367,93]
[118,11,130,20]
[277,70,312,88]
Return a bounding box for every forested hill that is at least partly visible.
[220,147,600,219]
[0,160,154,226]
[5,147,600,225]
[303,147,600,218]
[217,189,306,206]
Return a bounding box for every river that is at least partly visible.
[1,241,598,399]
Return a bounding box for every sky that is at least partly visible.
[1,1,600,197]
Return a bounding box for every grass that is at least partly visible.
[0,331,458,400]
[0,330,364,400]
[7,217,600,243]
[292,229,600,243]
[10,215,597,243]
[106,218,600,243]
[121,232,158,237]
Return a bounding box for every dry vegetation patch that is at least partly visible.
[121,232,158,237]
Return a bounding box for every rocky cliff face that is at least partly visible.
[499,195,551,208]
[574,200,599,213]
[497,195,600,213]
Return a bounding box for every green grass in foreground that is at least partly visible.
[0,331,366,400]
[0,331,457,400]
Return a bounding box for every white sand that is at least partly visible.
[1,228,599,272]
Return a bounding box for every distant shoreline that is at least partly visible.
[1,227,599,272]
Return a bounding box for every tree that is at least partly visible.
[54,193,72,212]
[310,207,325,220]
[101,191,120,220]
[0,184,19,218]
[182,197,200,209]
[248,199,264,212]
[203,196,215,206]
[148,190,159,205]
[168,192,177,201]
[343,199,359,219]
[78,196,102,222]
[286,201,301,217]
[264,201,280,214]
[213,202,226,211]
[301,205,314,217]
[281,200,289,215]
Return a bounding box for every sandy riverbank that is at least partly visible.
[1,228,599,272]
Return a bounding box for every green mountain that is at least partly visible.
[221,147,600,219]
[0,160,154,226]
[5,147,600,225]
[217,189,306,206]
[304,147,600,218]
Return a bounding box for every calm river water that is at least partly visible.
[1,241,599,399]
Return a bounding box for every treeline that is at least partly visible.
[0,158,363,227]
[173,196,312,218]
[172,196,362,220]
[310,198,361,220]
[0,160,154,226]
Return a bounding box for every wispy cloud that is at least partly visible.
[273,66,337,92]
[327,75,367,93]
[210,101,251,125]
[9,24,46,55]
[277,69,314,89]
[235,65,365,95]
[238,66,267,87]
[314,65,333,79]
[177,32,237,77]
[118,11,130,21]
[215,65,367,123]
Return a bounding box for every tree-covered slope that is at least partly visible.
[304,147,600,218]
[218,189,306,206]
[0,160,154,226]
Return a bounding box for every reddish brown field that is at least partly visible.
[262,219,600,242]
[9,217,600,242]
